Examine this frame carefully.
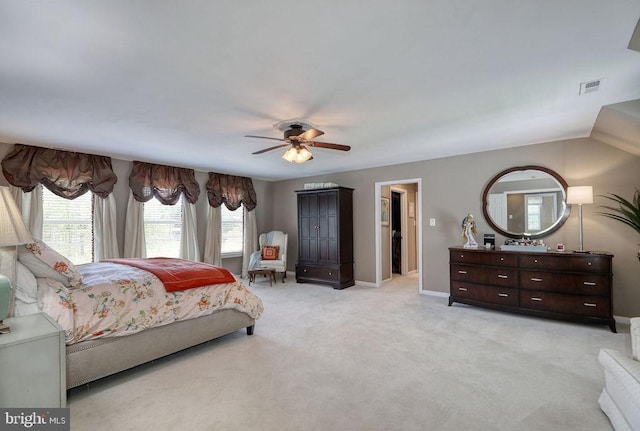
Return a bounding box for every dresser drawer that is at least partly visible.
[296,265,339,282]
[485,253,518,267]
[450,250,485,265]
[519,254,611,273]
[485,267,517,287]
[451,282,517,306]
[519,271,610,295]
[450,264,486,283]
[520,290,611,317]
[450,250,516,267]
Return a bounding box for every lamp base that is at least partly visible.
[0,321,10,334]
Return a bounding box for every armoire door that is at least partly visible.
[317,191,338,263]
[298,193,319,262]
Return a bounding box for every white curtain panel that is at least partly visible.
[180,201,200,261]
[203,205,222,266]
[242,207,258,278]
[123,190,146,258]
[10,185,42,240]
[93,193,119,260]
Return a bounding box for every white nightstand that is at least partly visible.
[0,312,66,407]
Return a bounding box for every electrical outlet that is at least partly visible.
[429,218,436,227]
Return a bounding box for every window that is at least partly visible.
[144,196,182,258]
[221,206,243,256]
[526,195,543,231]
[41,186,94,264]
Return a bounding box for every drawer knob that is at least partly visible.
[500,257,504,261]
[303,269,307,273]
[531,278,543,282]
[460,254,464,258]
[497,274,508,279]
[458,287,468,291]
[584,302,597,307]
[498,293,508,297]
[328,272,332,275]
[531,297,543,301]
[534,259,538,263]
[458,270,468,274]
[583,281,597,286]
[588,262,592,266]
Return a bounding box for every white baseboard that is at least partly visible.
[420,289,449,298]
[614,315,631,326]
[355,280,377,288]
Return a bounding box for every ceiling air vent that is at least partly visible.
[579,79,603,95]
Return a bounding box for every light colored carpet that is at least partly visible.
[67,274,627,431]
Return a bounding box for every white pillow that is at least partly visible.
[18,239,83,287]
[14,261,38,303]
[18,246,71,287]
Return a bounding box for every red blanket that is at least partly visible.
[103,258,236,292]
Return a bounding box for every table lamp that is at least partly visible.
[566,186,593,253]
[0,187,33,334]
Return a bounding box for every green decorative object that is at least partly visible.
[0,274,11,334]
[595,189,640,261]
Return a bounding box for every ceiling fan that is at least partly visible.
[245,123,351,163]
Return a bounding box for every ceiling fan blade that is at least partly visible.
[298,128,324,141]
[252,144,290,154]
[306,141,351,151]
[245,135,285,142]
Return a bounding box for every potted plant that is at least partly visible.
[595,189,640,261]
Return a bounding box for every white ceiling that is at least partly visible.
[1,1,640,181]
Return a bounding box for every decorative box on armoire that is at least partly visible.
[295,187,354,289]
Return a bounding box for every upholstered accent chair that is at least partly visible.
[256,231,288,282]
[599,317,640,430]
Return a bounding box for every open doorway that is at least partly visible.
[375,179,423,293]
[391,190,402,274]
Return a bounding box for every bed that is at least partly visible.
[13,240,264,389]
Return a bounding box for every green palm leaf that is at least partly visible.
[594,189,640,236]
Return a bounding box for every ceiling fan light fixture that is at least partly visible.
[282,145,313,163]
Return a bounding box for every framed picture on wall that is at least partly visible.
[381,197,390,226]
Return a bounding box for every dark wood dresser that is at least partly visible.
[295,187,354,289]
[448,247,615,332]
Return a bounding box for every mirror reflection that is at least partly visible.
[482,166,571,239]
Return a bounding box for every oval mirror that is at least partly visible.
[481,165,571,239]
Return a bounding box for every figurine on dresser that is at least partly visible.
[461,213,478,249]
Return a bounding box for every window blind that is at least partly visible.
[41,186,94,264]
[221,205,243,255]
[144,196,182,258]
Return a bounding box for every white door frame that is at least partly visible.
[390,187,409,276]
[375,178,423,293]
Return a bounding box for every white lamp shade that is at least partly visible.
[566,186,593,205]
[282,145,313,163]
[0,187,32,246]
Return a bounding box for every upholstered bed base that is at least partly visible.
[66,309,255,388]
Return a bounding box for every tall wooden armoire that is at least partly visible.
[295,187,354,289]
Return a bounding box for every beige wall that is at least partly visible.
[268,138,640,318]
[2,138,639,317]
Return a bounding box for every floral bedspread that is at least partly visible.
[38,262,264,345]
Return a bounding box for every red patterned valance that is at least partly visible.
[206,172,257,211]
[1,144,117,198]
[129,161,200,205]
